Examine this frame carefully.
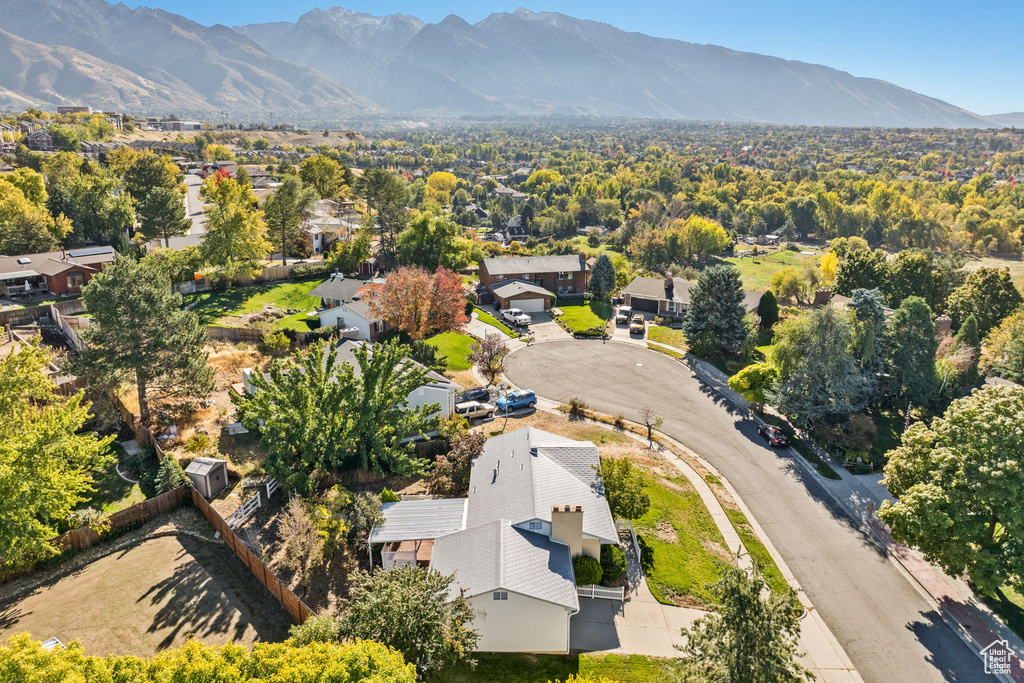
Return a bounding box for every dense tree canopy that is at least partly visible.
[879,386,1024,594]
[683,265,748,356]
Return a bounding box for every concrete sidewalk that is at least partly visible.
[531,397,862,682]
[689,356,1024,682]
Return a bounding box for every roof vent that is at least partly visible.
[17,257,31,265]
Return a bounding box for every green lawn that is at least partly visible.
[976,584,1024,640]
[473,306,517,337]
[722,508,791,598]
[183,277,322,330]
[557,300,611,333]
[425,332,475,371]
[714,248,822,291]
[77,442,145,516]
[647,326,688,351]
[430,653,666,683]
[647,343,685,359]
[567,235,622,258]
[636,472,729,607]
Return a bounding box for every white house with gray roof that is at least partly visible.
[369,427,617,653]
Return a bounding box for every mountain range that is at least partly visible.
[0,0,1020,128]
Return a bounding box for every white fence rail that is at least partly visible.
[265,478,279,499]
[577,584,625,600]
[381,550,416,570]
[616,519,641,564]
[225,493,261,529]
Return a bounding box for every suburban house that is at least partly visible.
[0,246,117,299]
[310,273,391,341]
[478,254,590,311]
[27,129,54,152]
[242,337,460,421]
[502,215,530,243]
[620,276,762,318]
[369,428,617,653]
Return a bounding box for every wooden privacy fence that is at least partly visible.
[190,487,313,625]
[0,485,189,585]
[207,325,264,344]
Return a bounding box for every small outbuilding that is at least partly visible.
[184,457,229,499]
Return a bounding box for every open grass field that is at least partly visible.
[566,235,624,259]
[557,300,611,332]
[714,248,823,291]
[431,652,666,683]
[0,531,289,656]
[183,278,322,331]
[425,331,475,371]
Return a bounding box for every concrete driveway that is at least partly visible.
[507,341,986,683]
[527,311,572,342]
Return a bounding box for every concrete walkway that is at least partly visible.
[528,396,861,681]
[689,356,1024,682]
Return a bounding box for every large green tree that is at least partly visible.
[234,340,437,492]
[337,565,477,676]
[833,248,889,297]
[73,256,214,424]
[885,248,940,309]
[769,306,868,425]
[200,174,272,281]
[945,267,1023,337]
[599,457,651,520]
[879,386,1024,594]
[670,563,811,683]
[356,168,408,269]
[587,253,616,300]
[122,152,180,203]
[0,340,113,568]
[683,264,747,356]
[848,288,887,400]
[262,174,317,266]
[980,310,1024,384]
[299,154,348,199]
[396,212,466,271]
[882,296,937,408]
[135,186,190,248]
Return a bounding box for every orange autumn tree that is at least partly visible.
[362,266,468,340]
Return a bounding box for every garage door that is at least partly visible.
[515,297,546,312]
[631,297,659,313]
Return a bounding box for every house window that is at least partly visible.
[528,521,543,531]
[666,300,677,313]
[523,273,531,281]
[557,272,570,280]
[372,321,384,335]
[67,271,85,288]
[493,591,508,601]
[495,275,505,281]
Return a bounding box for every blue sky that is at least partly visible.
[135,0,1023,114]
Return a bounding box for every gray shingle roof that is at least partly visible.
[623,276,763,312]
[482,255,586,276]
[309,275,372,303]
[490,279,554,298]
[431,519,578,609]
[467,428,616,543]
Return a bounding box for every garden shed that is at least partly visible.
[184,457,229,499]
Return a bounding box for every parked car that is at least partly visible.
[629,314,646,335]
[757,424,791,447]
[454,400,496,420]
[615,305,633,325]
[457,387,491,404]
[496,389,537,412]
[500,308,532,326]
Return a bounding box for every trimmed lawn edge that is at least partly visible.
[473,306,517,337]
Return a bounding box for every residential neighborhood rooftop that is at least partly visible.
[481,254,587,276]
[369,498,469,544]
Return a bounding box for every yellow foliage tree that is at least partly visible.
[820,251,839,286]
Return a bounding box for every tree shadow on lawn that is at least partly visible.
[140,535,290,651]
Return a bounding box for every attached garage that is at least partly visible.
[629,296,659,313]
[490,279,554,312]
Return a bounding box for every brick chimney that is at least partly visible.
[664,275,674,298]
[550,504,583,556]
[812,288,832,307]
[935,315,952,339]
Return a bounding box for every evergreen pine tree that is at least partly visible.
[757,290,779,330]
[587,253,616,300]
[683,265,747,355]
[155,455,187,493]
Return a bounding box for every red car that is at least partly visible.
[758,424,791,447]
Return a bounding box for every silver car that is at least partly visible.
[454,400,496,421]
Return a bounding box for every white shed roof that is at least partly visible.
[369,498,468,544]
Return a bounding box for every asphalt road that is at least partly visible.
[184,173,206,235]
[507,341,987,683]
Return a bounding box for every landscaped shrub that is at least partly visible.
[184,432,210,453]
[574,326,608,339]
[259,330,290,355]
[291,262,331,280]
[600,544,627,585]
[302,324,338,344]
[567,396,588,418]
[573,554,603,586]
[380,488,401,503]
[155,455,187,493]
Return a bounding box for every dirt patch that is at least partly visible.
[0,515,290,656]
[655,521,678,544]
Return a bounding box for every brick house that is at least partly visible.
[27,129,54,152]
[0,246,117,299]
[480,254,589,296]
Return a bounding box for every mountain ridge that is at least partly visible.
[0,0,1012,128]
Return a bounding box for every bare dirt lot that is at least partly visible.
[0,527,289,656]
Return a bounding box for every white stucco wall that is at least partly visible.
[467,590,572,653]
[318,305,371,340]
